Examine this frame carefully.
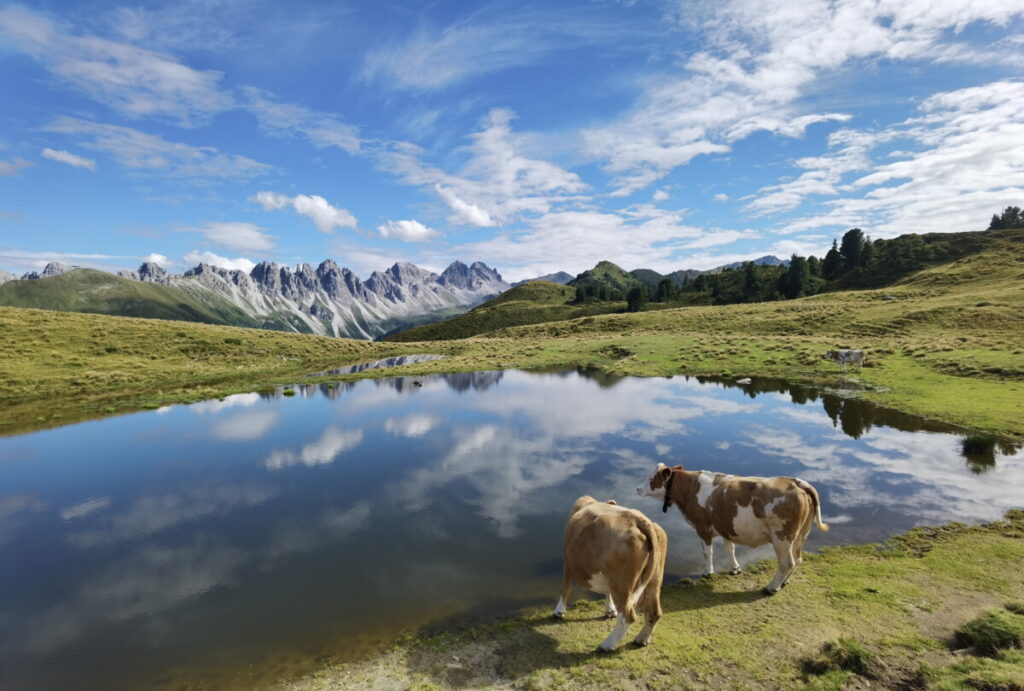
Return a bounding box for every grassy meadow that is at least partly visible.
[2,230,1023,437]
[275,511,1024,690]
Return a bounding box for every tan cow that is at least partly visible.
[636,464,829,594]
[554,497,668,652]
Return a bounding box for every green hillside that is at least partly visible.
[569,260,645,295]
[630,268,666,291]
[0,269,259,327]
[385,281,622,342]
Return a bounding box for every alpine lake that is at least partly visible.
[1,363,1021,689]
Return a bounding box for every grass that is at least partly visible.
[275,511,1024,690]
[956,607,1024,656]
[2,229,1023,438]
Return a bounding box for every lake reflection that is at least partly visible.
[0,369,1021,689]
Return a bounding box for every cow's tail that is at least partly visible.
[634,517,664,603]
[796,478,829,532]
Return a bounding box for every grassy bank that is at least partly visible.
[2,235,1022,438]
[278,511,1024,690]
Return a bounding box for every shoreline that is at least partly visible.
[272,512,1024,690]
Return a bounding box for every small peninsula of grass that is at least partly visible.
[273,511,1024,690]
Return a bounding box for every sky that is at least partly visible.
[1,0,1022,282]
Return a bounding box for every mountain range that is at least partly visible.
[0,259,509,340]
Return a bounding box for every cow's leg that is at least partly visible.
[724,540,741,575]
[634,563,665,647]
[764,540,796,595]
[553,568,572,619]
[598,590,636,652]
[604,594,618,619]
[701,539,715,576]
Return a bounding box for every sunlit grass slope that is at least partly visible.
[0,307,419,435]
[2,229,1022,437]
[386,281,622,342]
[0,268,259,326]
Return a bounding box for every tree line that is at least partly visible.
[574,204,1021,312]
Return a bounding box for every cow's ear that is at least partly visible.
[606,500,617,505]
[659,466,673,482]
[673,465,683,470]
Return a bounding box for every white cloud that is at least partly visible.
[211,410,280,442]
[582,0,1024,195]
[265,427,365,470]
[360,10,619,91]
[0,5,231,126]
[378,109,587,228]
[0,157,32,176]
[713,193,729,202]
[45,117,271,182]
[252,191,357,233]
[652,189,669,202]
[377,219,441,242]
[435,185,496,227]
[182,250,256,273]
[784,80,1024,237]
[40,148,96,170]
[241,88,361,154]
[181,221,276,253]
[142,253,169,266]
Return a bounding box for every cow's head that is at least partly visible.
[636,463,682,498]
[822,350,836,360]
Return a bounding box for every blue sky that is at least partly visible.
[1,0,1022,282]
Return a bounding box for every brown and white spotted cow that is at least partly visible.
[636,464,829,594]
[554,497,668,652]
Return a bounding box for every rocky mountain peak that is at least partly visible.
[0,268,16,284]
[22,261,72,280]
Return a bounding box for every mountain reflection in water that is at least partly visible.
[0,368,1020,690]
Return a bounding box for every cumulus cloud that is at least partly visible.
[45,117,271,182]
[142,253,169,266]
[377,219,440,242]
[181,221,276,253]
[40,148,96,170]
[0,5,231,126]
[652,189,669,202]
[182,250,256,273]
[252,191,356,233]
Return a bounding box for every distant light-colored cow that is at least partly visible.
[823,349,865,373]
[636,464,829,594]
[554,497,668,651]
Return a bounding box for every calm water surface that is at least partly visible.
[1,369,1021,689]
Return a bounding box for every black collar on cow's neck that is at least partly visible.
[662,469,678,513]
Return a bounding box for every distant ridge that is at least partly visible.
[512,271,573,287]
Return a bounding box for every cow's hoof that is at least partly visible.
[763,587,779,596]
[552,612,565,620]
[596,645,614,654]
[701,571,714,578]
[604,611,618,619]
[729,568,742,576]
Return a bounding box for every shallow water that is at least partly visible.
[0,369,1020,689]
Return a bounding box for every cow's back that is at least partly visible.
[563,501,661,585]
[707,476,813,546]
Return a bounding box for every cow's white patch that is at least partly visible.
[636,483,664,498]
[731,504,773,546]
[587,572,611,595]
[554,597,566,617]
[695,471,716,508]
[628,582,646,610]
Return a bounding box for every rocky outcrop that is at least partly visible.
[116,257,509,340]
[0,269,16,285]
[21,261,72,280]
